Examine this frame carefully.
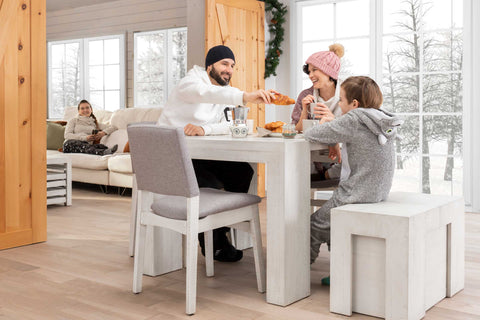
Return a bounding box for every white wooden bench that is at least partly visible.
[330,192,464,320]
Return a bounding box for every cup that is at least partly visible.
[309,102,318,119]
[246,119,254,134]
[302,119,319,132]
[282,124,297,139]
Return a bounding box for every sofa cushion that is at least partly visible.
[63,106,113,124]
[108,154,132,174]
[46,122,66,150]
[60,153,110,170]
[110,107,162,129]
[100,129,128,151]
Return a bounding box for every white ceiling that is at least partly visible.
[47,0,118,12]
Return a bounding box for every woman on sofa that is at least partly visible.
[63,100,118,155]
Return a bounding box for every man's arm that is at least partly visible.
[184,124,205,136]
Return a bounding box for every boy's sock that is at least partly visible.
[321,276,330,286]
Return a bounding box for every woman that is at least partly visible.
[291,44,345,180]
[63,100,118,155]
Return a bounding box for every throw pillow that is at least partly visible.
[46,122,65,150]
[123,141,130,153]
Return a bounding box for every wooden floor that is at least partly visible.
[0,184,479,320]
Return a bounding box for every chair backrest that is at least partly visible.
[127,124,200,198]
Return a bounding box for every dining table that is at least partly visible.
[137,133,328,306]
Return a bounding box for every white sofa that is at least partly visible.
[47,107,162,188]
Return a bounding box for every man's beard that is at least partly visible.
[209,66,231,86]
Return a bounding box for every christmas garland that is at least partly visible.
[260,0,287,78]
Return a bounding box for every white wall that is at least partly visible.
[47,0,187,108]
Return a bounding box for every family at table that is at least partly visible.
[156,44,402,285]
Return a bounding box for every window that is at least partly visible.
[134,28,187,108]
[296,0,464,196]
[48,34,125,118]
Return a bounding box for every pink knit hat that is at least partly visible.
[305,44,344,80]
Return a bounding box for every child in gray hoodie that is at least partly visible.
[304,76,402,272]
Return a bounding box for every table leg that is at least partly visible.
[265,142,310,306]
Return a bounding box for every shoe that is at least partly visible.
[321,276,330,286]
[214,244,243,262]
[103,144,118,155]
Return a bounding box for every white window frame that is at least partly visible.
[47,34,125,118]
[133,27,187,108]
[293,0,474,207]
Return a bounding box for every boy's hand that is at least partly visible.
[184,124,205,136]
[328,143,342,163]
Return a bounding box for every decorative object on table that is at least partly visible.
[260,0,287,78]
[282,124,297,139]
[271,92,295,105]
[224,106,250,138]
[264,120,285,133]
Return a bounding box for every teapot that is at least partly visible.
[224,106,250,138]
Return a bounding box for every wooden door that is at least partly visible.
[205,0,266,196]
[0,0,47,250]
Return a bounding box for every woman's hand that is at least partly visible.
[301,94,315,114]
[95,131,107,139]
[86,134,96,142]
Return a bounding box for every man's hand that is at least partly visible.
[243,89,278,104]
[184,124,205,136]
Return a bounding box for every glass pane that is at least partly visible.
[65,43,80,68]
[89,40,103,65]
[383,0,420,34]
[51,68,64,90]
[423,115,462,156]
[424,30,462,72]
[336,0,369,38]
[302,4,333,41]
[383,34,419,73]
[89,66,103,91]
[395,115,420,154]
[50,91,65,119]
[104,38,119,64]
[423,0,454,31]
[136,33,165,81]
[51,44,65,68]
[382,74,419,113]
[104,65,120,90]
[136,82,163,107]
[391,155,420,193]
[171,30,187,85]
[64,68,81,102]
[339,38,369,76]
[104,91,120,111]
[423,74,462,113]
[425,156,462,196]
[89,91,104,110]
[453,0,463,28]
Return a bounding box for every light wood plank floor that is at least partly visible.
[1,185,479,319]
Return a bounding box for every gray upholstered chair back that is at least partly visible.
[127,124,200,198]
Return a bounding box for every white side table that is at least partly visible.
[47,155,72,206]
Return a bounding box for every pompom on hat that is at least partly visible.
[305,43,344,80]
[205,45,235,68]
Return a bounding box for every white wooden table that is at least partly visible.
[139,134,325,306]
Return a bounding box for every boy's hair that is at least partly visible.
[341,76,383,109]
[77,99,98,128]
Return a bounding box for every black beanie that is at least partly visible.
[205,45,235,68]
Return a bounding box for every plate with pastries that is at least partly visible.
[257,121,286,137]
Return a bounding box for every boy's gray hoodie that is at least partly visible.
[305,107,402,205]
[306,108,402,263]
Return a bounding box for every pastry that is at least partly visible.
[272,93,295,105]
[264,121,285,131]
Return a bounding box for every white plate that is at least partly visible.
[269,132,283,137]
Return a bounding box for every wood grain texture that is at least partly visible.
[0,185,479,319]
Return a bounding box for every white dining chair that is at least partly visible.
[127,124,266,315]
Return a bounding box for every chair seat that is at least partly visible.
[151,188,261,220]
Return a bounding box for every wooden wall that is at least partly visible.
[0,0,47,250]
[46,0,187,108]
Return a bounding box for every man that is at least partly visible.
[158,45,275,262]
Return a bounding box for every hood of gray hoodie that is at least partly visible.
[350,108,403,145]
